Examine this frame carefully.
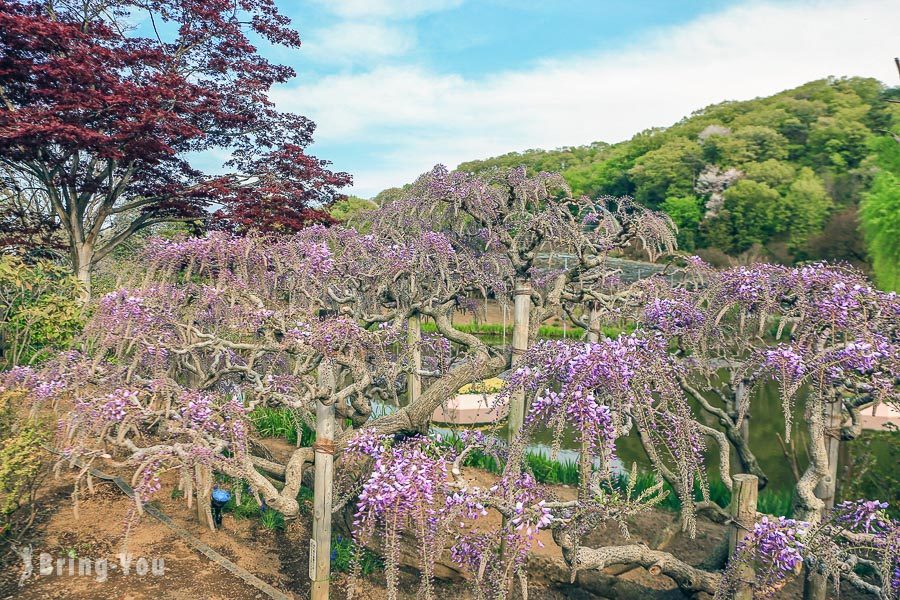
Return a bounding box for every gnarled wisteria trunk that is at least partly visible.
[6,166,897,600]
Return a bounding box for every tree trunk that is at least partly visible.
[587,302,601,343]
[814,396,842,510]
[802,396,841,600]
[803,570,828,600]
[311,365,336,600]
[507,279,531,438]
[73,242,94,299]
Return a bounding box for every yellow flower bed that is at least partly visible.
[457,377,505,394]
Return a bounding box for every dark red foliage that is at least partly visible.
[0,0,349,257]
[0,196,66,257]
[208,144,343,233]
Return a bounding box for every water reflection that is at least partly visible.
[377,381,819,491]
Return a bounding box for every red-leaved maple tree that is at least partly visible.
[0,0,350,291]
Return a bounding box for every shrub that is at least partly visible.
[0,397,47,544]
[0,256,83,367]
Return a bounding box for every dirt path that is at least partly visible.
[0,466,868,599]
[0,473,291,599]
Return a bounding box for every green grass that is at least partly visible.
[439,432,791,515]
[756,488,794,517]
[217,478,315,531]
[438,432,580,486]
[615,472,792,516]
[330,534,383,576]
[260,507,285,531]
[225,489,264,520]
[523,452,580,485]
[298,486,314,502]
[419,321,627,341]
[249,407,315,446]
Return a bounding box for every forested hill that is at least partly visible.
[450,77,899,289]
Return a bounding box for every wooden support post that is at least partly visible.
[728,474,758,600]
[507,279,531,438]
[803,571,828,600]
[407,314,422,406]
[195,464,215,531]
[311,363,335,600]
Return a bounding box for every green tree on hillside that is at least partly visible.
[660,196,703,250]
[441,77,895,271]
[783,168,833,250]
[859,172,898,290]
[627,138,703,206]
[807,116,871,168]
[743,159,796,190]
[733,126,789,162]
[720,180,783,252]
[859,136,900,291]
[330,196,377,223]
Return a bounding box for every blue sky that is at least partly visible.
[278,1,737,79]
[256,0,898,197]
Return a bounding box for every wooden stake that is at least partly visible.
[407,314,422,406]
[311,363,335,600]
[507,279,531,438]
[728,474,758,600]
[195,464,215,530]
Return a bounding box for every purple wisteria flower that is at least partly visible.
[751,516,808,574]
[718,516,809,599]
[835,499,891,533]
[346,429,383,458]
[719,264,787,310]
[829,337,892,375]
[763,345,807,382]
[99,389,140,423]
[643,296,706,335]
[353,436,447,531]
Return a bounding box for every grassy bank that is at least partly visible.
[250,407,796,517]
[419,321,629,341]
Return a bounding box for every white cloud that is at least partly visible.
[304,22,416,63]
[280,0,900,196]
[313,0,464,19]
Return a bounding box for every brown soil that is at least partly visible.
[0,464,867,600]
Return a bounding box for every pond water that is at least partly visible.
[378,380,865,493]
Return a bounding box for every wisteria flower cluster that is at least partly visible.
[350,435,451,599]
[447,471,553,597]
[720,502,899,599]
[642,295,706,335]
[763,345,808,382]
[836,499,892,534]
[505,334,706,523]
[717,516,808,599]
